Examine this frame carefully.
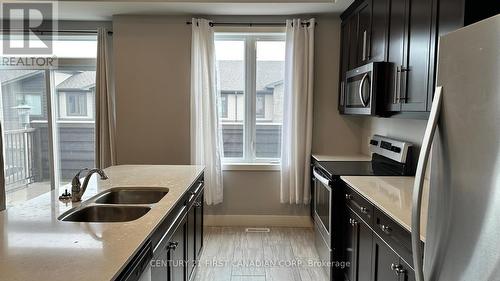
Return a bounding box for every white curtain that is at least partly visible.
[280,18,315,204]
[190,18,224,205]
[95,27,117,168]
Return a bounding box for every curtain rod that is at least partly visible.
[0,29,113,35]
[186,21,316,27]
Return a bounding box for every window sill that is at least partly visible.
[222,163,281,171]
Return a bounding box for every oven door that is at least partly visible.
[344,63,375,115]
[313,167,333,279]
[313,167,332,247]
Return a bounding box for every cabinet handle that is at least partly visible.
[395,66,409,103]
[391,263,406,275]
[360,206,369,214]
[394,65,401,104]
[194,201,202,208]
[340,81,345,107]
[345,194,353,200]
[167,241,179,250]
[399,66,409,103]
[362,30,367,61]
[380,224,392,234]
[350,218,358,227]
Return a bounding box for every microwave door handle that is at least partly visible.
[313,169,331,188]
[359,73,369,107]
[411,86,443,281]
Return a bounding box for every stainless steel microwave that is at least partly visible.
[340,62,391,115]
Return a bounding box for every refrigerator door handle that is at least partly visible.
[412,86,443,281]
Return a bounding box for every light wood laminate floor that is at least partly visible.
[193,227,329,281]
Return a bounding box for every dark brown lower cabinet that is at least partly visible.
[194,192,204,260]
[371,235,415,281]
[344,208,373,281]
[341,182,417,281]
[187,202,196,279]
[187,189,204,281]
[168,214,187,281]
[120,175,205,281]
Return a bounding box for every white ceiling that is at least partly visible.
[34,0,354,21]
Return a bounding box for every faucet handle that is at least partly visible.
[72,168,89,188]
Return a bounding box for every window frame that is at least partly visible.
[215,32,285,164]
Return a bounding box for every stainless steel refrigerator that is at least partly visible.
[411,14,500,281]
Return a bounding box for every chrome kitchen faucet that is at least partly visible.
[71,168,109,202]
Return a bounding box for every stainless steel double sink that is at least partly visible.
[58,187,169,223]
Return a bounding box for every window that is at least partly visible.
[256,94,266,119]
[215,33,285,162]
[66,92,88,116]
[220,93,228,119]
[0,34,97,208]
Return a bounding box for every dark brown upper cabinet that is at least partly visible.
[356,1,371,66]
[340,0,389,68]
[385,0,434,113]
[339,0,387,113]
[339,0,499,117]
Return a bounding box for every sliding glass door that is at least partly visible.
[0,35,97,208]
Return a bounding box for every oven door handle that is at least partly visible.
[313,168,331,188]
[359,73,369,107]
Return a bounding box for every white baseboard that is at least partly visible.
[204,215,313,228]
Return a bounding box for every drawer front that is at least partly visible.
[373,209,414,267]
[343,184,374,226]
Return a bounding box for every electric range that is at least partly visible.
[311,135,414,280]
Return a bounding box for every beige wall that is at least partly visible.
[112,14,363,217]
[311,16,364,156]
[206,170,308,216]
[113,15,192,165]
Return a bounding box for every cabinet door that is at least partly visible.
[369,0,389,62]
[344,210,357,281]
[400,0,433,111]
[385,0,407,112]
[348,14,359,70]
[168,216,186,281]
[194,191,204,259]
[357,1,372,65]
[339,21,350,113]
[152,248,169,281]
[186,206,195,280]
[344,209,372,281]
[371,236,399,281]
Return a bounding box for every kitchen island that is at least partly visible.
[0,165,204,281]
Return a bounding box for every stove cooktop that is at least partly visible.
[314,136,415,178]
[316,161,407,178]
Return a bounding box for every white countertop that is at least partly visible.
[341,176,429,242]
[0,165,204,281]
[312,154,372,162]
